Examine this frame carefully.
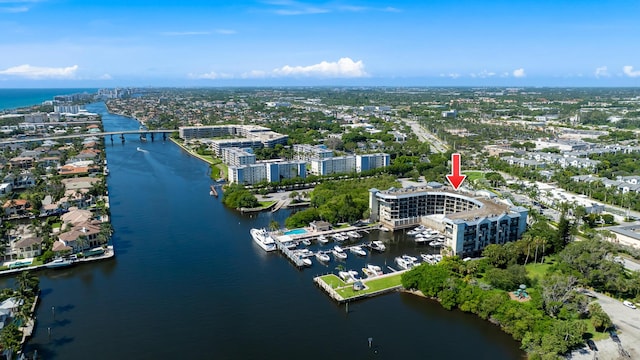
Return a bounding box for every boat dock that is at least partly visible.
[313,270,407,303]
[272,236,306,268]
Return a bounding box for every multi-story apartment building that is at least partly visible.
[356,153,390,172]
[292,144,334,161]
[310,155,356,176]
[266,161,307,183]
[221,148,256,167]
[229,161,307,185]
[178,125,288,155]
[228,163,268,185]
[369,186,528,256]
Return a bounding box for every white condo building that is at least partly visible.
[229,161,306,185]
[221,148,256,167]
[293,144,334,161]
[178,125,288,155]
[369,186,528,257]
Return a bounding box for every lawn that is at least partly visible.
[466,171,485,182]
[259,201,277,208]
[319,273,404,299]
[525,261,552,281]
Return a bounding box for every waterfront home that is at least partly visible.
[61,209,94,226]
[58,189,95,209]
[12,236,43,259]
[57,221,102,252]
[61,176,102,191]
[8,156,34,169]
[2,199,31,217]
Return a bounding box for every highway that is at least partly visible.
[401,118,449,153]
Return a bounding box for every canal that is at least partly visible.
[7,102,525,359]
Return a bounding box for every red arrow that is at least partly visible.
[446,153,466,190]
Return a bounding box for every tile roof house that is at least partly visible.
[57,221,103,252]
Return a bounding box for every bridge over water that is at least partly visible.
[0,129,175,145]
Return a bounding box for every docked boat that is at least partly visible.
[421,253,434,263]
[402,255,419,263]
[395,257,417,270]
[209,185,218,197]
[347,231,361,238]
[369,241,386,252]
[317,235,329,244]
[350,246,367,257]
[333,234,347,242]
[45,258,74,269]
[301,238,311,246]
[300,257,312,267]
[283,241,297,249]
[332,249,347,260]
[334,245,344,253]
[429,240,444,247]
[295,249,314,257]
[339,271,352,281]
[415,236,430,244]
[366,264,383,275]
[250,228,277,252]
[315,252,330,262]
[362,267,377,278]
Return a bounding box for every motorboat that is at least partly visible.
[348,270,362,281]
[369,241,386,252]
[250,228,277,252]
[332,249,347,260]
[283,241,297,249]
[301,238,311,246]
[295,249,314,257]
[420,253,434,263]
[339,271,352,281]
[350,246,367,257]
[362,267,377,278]
[429,240,444,247]
[347,231,361,238]
[45,258,74,269]
[395,257,417,270]
[317,235,328,244]
[315,252,330,262]
[402,255,418,263]
[333,234,347,242]
[301,257,312,267]
[366,264,383,275]
[334,245,344,253]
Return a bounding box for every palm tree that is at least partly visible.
[268,220,280,232]
[16,271,39,296]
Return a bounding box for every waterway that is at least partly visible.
[2,102,525,359]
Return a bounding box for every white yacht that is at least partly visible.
[350,246,367,257]
[395,257,417,270]
[370,241,386,252]
[250,228,277,252]
[301,238,311,246]
[315,252,330,262]
[317,235,329,244]
[366,264,383,275]
[332,249,347,260]
[334,245,344,253]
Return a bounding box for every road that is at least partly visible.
[570,291,640,360]
[401,118,449,153]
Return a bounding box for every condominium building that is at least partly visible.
[266,161,307,183]
[356,153,390,172]
[310,156,356,176]
[369,186,528,256]
[178,125,288,155]
[229,161,307,185]
[293,144,334,161]
[228,164,267,185]
[221,148,256,167]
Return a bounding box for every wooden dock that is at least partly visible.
[272,236,306,267]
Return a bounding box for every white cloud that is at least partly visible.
[190,58,368,80]
[623,65,640,77]
[594,66,609,78]
[0,64,78,79]
[215,29,236,35]
[161,29,236,36]
[264,1,400,15]
[512,68,526,78]
[98,73,112,80]
[188,71,234,80]
[270,57,367,78]
[439,73,460,79]
[0,6,28,12]
[161,31,211,36]
[470,70,496,78]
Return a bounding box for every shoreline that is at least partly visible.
[0,246,115,277]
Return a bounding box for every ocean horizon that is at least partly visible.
[0,88,97,111]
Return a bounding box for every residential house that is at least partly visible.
[57,221,103,252]
[2,199,31,217]
[12,236,43,258]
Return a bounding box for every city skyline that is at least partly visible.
[1,0,639,87]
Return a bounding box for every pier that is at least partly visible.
[313,270,406,303]
[272,236,306,268]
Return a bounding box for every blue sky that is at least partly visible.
[1,0,639,87]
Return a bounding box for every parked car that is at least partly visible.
[623,300,637,309]
[586,339,598,351]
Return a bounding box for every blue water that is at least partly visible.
[284,228,308,235]
[0,102,524,359]
[0,88,96,111]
